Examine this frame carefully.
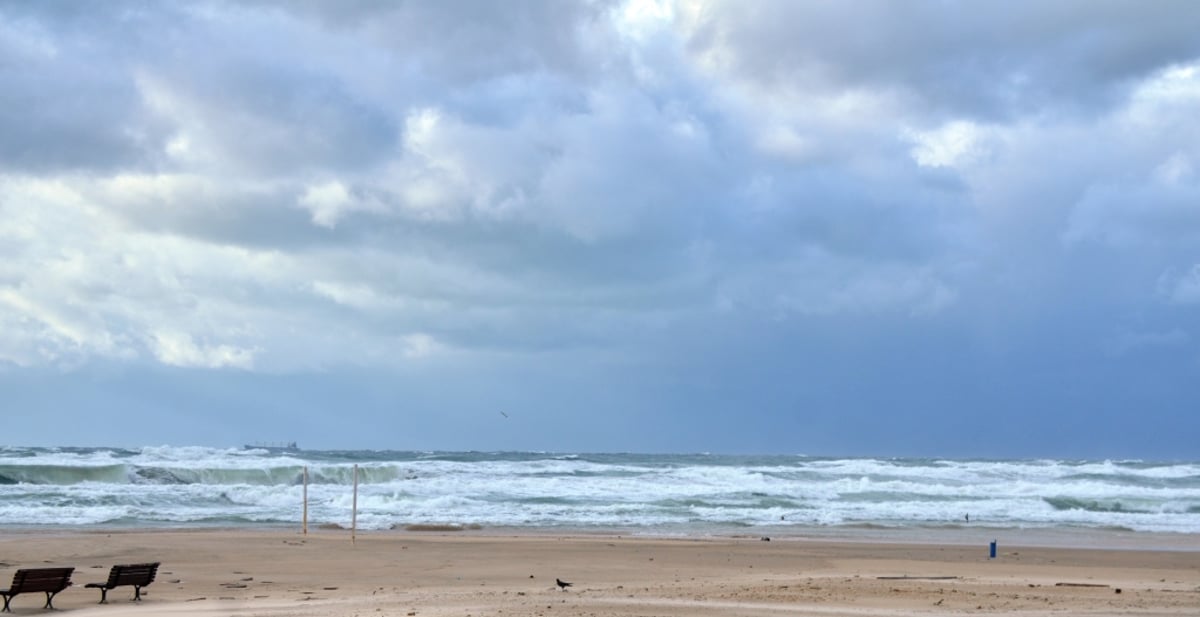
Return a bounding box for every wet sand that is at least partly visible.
[0,528,1196,616]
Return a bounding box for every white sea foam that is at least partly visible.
[0,447,1197,533]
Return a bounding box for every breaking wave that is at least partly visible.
[0,446,1196,533]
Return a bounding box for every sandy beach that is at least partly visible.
[0,529,1195,617]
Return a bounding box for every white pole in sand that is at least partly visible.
[352,464,358,544]
[302,466,308,535]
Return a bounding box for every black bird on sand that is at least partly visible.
[556,578,573,590]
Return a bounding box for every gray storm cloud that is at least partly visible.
[0,1,1197,455]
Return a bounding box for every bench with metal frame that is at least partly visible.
[84,562,160,604]
[0,567,74,612]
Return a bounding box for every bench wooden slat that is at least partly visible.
[0,567,74,612]
[84,562,160,604]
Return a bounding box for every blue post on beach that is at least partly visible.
[989,540,997,559]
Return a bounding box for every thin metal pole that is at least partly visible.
[352,464,358,544]
[302,466,308,535]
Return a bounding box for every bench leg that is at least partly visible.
[97,587,109,604]
[133,585,143,601]
[1,593,10,612]
[44,589,64,609]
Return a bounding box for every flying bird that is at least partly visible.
[500,411,509,419]
[556,578,572,590]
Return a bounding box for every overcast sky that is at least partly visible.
[2,0,1198,458]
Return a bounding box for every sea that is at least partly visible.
[2,446,1198,546]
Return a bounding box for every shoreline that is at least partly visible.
[0,528,1196,616]
[5,522,1199,550]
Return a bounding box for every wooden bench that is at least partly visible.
[85,562,160,603]
[0,567,74,612]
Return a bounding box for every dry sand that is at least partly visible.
[0,528,1196,616]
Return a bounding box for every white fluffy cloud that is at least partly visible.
[906,121,995,169]
[1,0,1199,379]
[152,331,256,369]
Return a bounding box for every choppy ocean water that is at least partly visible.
[1,446,1197,537]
